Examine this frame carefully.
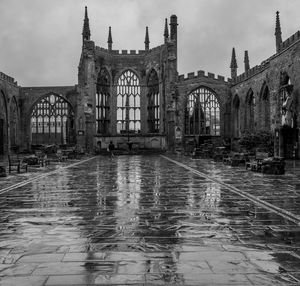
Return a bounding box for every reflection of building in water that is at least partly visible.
[201,182,221,210]
[32,168,70,208]
[115,157,141,233]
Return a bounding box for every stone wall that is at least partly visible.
[0,72,20,155]
[230,38,300,157]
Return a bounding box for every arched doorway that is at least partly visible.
[30,94,75,146]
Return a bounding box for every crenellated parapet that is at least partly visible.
[95,44,166,56]
[178,70,230,83]
[0,71,17,85]
[279,30,300,52]
[232,60,270,85]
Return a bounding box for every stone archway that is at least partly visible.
[9,97,19,149]
[0,91,8,155]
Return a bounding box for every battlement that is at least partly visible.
[178,70,229,83]
[0,71,17,85]
[232,60,270,85]
[95,44,165,56]
[279,30,300,52]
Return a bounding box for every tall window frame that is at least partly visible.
[31,94,74,145]
[147,69,160,133]
[259,83,270,130]
[245,89,254,131]
[233,94,240,138]
[185,87,220,136]
[96,68,110,134]
[117,70,141,134]
[9,97,18,146]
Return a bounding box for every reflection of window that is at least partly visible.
[31,94,73,145]
[147,69,160,133]
[185,87,220,135]
[96,68,110,134]
[117,70,141,134]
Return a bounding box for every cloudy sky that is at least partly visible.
[0,0,299,86]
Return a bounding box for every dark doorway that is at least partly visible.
[281,126,298,159]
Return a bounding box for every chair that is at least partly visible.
[8,154,28,173]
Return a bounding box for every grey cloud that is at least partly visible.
[0,0,299,86]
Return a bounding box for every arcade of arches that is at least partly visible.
[1,10,300,160]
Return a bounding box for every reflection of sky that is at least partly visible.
[115,157,141,232]
[14,167,86,250]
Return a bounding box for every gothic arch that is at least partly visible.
[0,90,8,155]
[9,96,19,147]
[116,70,141,134]
[114,68,140,86]
[185,86,220,136]
[96,68,111,134]
[147,69,160,133]
[232,94,240,138]
[29,92,74,115]
[259,82,270,130]
[244,88,254,131]
[30,93,75,146]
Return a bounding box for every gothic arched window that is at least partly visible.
[0,91,8,155]
[117,70,141,134]
[147,69,160,133]
[259,83,270,130]
[96,68,110,134]
[185,87,220,135]
[31,94,74,145]
[233,94,240,138]
[10,97,18,146]
[245,89,254,131]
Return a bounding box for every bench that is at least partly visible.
[8,154,28,173]
[223,152,247,166]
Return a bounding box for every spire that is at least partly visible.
[145,26,150,50]
[244,50,250,72]
[275,11,282,53]
[164,18,169,43]
[107,26,112,51]
[82,6,91,42]
[230,47,238,79]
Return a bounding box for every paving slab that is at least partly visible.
[0,155,300,285]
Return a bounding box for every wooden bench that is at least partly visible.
[8,154,28,173]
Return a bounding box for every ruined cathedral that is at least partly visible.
[0,8,299,159]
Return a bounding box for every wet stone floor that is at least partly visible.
[0,155,300,285]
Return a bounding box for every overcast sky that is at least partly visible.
[0,0,299,86]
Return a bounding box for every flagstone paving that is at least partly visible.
[0,155,300,285]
